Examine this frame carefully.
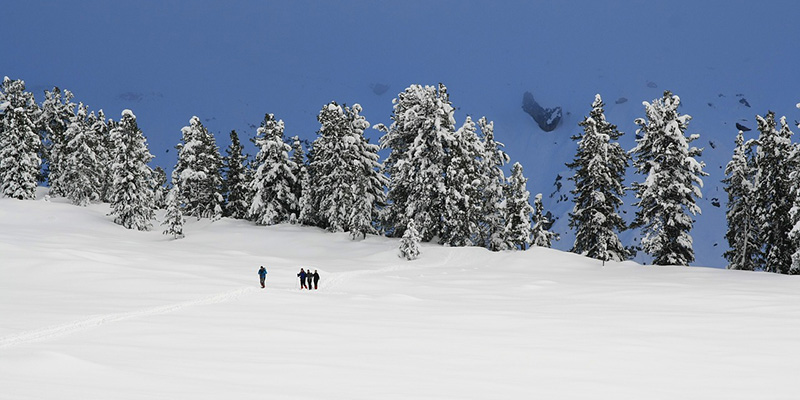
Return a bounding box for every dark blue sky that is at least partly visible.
[4,1,799,266]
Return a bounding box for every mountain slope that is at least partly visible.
[1,194,799,399]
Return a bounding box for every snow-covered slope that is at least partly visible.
[2,194,799,399]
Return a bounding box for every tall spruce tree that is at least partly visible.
[248,113,297,225]
[630,91,706,266]
[222,130,251,219]
[108,110,155,230]
[441,115,484,247]
[172,116,224,220]
[723,131,759,270]
[567,94,629,262]
[0,77,41,200]
[40,87,75,193]
[288,135,306,221]
[380,83,455,241]
[91,110,114,202]
[502,162,534,250]
[307,102,385,237]
[478,117,510,251]
[753,112,795,273]
[62,103,105,206]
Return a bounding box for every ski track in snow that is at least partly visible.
[0,287,256,350]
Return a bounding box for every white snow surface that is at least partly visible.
[2,192,800,399]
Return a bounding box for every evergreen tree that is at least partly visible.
[345,104,387,239]
[248,113,297,225]
[531,193,558,248]
[753,112,795,273]
[630,91,706,265]
[172,116,224,220]
[108,110,155,230]
[380,83,455,241]
[62,103,105,206]
[723,131,759,270]
[502,162,534,250]
[478,117,510,251]
[90,110,114,202]
[40,87,75,193]
[567,94,629,262]
[441,115,484,247]
[288,135,306,220]
[152,166,168,209]
[161,185,185,239]
[222,130,251,219]
[307,102,386,236]
[399,220,421,260]
[0,77,41,200]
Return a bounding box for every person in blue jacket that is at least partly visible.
[297,268,307,289]
[258,266,267,288]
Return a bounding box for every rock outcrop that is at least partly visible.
[522,91,562,132]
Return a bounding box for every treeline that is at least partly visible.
[2,74,799,273]
[0,79,556,260]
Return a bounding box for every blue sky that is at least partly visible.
[3,0,799,266]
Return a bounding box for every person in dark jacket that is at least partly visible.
[297,268,307,289]
[312,270,320,289]
[258,266,268,288]
[306,269,313,290]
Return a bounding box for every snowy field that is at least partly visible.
[2,194,800,400]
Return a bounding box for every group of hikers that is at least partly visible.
[297,268,320,290]
[256,266,320,290]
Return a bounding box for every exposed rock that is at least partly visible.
[739,98,751,107]
[711,198,721,208]
[709,140,717,149]
[615,97,628,104]
[522,91,562,132]
[735,122,751,132]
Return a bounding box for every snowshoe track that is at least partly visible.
[0,287,256,349]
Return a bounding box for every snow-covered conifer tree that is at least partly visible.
[567,94,629,262]
[162,185,185,239]
[630,91,706,266]
[90,110,114,202]
[222,130,251,219]
[0,77,41,200]
[248,113,297,225]
[61,103,105,206]
[40,87,75,194]
[531,193,558,248]
[723,131,759,270]
[380,83,455,241]
[399,220,421,260]
[172,117,224,220]
[307,102,385,236]
[753,112,795,273]
[441,115,484,247]
[108,110,155,230]
[502,162,534,250]
[478,117,510,251]
[152,166,168,209]
[346,104,387,239]
[288,135,306,221]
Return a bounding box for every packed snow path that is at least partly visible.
[0,287,256,350]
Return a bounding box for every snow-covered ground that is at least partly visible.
[2,194,799,399]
